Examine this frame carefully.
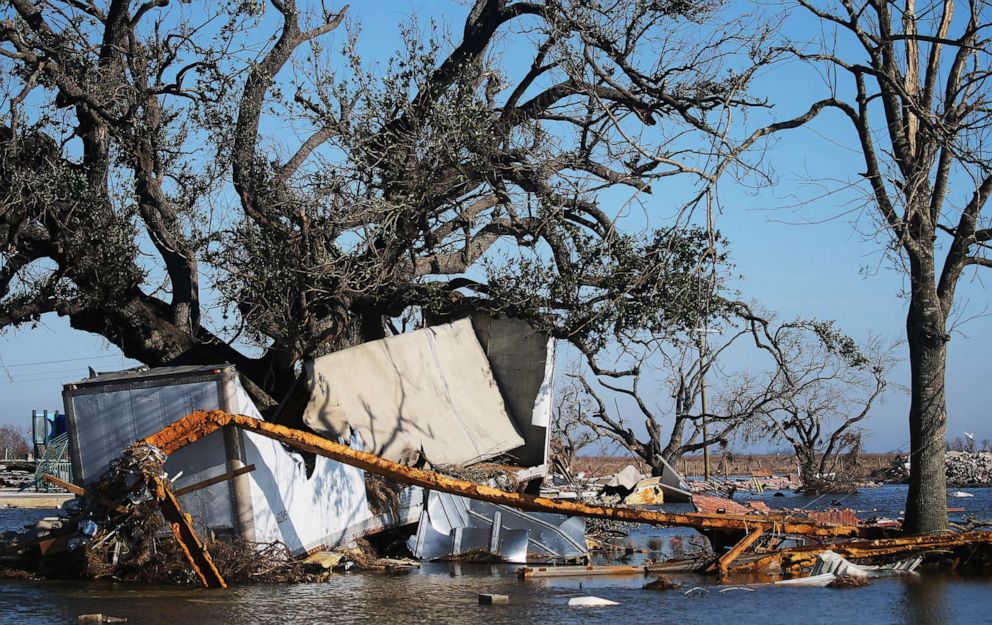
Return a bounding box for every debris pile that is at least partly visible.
[876,452,992,487]
[543,463,691,506]
[0,460,35,489]
[946,451,992,487]
[433,463,518,492]
[0,443,415,584]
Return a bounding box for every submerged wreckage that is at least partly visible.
[3,315,991,588]
[61,315,571,563]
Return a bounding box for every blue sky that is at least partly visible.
[1,1,989,452]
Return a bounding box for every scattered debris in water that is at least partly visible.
[643,574,681,590]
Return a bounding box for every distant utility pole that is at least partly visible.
[694,326,721,481]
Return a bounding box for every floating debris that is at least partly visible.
[568,596,619,607]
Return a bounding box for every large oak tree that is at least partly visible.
[1,1,769,409]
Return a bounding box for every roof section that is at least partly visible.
[65,363,234,388]
[301,318,526,466]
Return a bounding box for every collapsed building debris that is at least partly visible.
[544,461,691,505]
[4,316,580,583]
[58,317,557,558]
[5,406,992,587]
[5,316,990,591]
[0,460,36,489]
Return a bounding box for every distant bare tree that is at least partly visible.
[947,435,976,453]
[0,424,29,459]
[572,315,760,477]
[550,375,598,480]
[730,320,892,494]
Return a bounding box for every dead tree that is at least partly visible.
[729,0,992,532]
[550,375,598,480]
[573,322,758,477]
[0,425,29,459]
[729,319,892,494]
[1,1,773,407]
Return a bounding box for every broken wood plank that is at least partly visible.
[173,465,256,497]
[42,474,85,497]
[518,564,645,578]
[42,475,128,514]
[145,411,862,538]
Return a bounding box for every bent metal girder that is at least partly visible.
[141,410,869,588]
[738,529,992,573]
[147,473,227,589]
[146,410,862,538]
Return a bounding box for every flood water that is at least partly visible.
[2,484,990,625]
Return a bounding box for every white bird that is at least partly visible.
[963,431,975,440]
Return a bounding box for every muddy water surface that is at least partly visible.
[1,485,990,625]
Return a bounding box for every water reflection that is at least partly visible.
[3,486,992,625]
[4,566,991,625]
[902,575,950,625]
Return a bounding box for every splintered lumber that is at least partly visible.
[145,411,861,538]
[519,564,645,578]
[42,474,128,514]
[718,527,765,576]
[146,473,227,589]
[42,474,86,497]
[173,465,256,497]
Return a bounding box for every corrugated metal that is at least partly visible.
[408,491,587,563]
[65,377,235,531]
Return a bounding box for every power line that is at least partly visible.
[1,365,95,379]
[0,373,89,385]
[0,354,122,368]
[0,352,10,383]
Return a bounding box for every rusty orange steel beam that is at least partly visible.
[781,530,992,565]
[147,473,227,589]
[737,530,992,573]
[146,411,861,538]
[718,527,765,576]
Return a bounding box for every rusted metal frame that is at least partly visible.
[785,531,992,566]
[741,530,992,573]
[717,526,765,577]
[173,464,257,497]
[145,410,861,538]
[147,473,227,589]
